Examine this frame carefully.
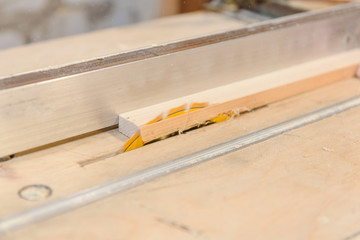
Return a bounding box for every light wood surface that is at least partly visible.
[287,0,338,10]
[0,12,246,157]
[1,7,357,157]
[1,6,360,238]
[117,50,360,142]
[1,78,360,239]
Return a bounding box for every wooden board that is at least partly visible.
[20,105,360,240]
[0,12,247,157]
[1,6,359,157]
[117,50,360,141]
[1,78,360,239]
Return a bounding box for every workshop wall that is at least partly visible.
[0,0,178,50]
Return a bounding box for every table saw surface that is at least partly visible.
[1,7,360,240]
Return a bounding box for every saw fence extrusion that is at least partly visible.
[1,95,360,234]
[0,3,359,90]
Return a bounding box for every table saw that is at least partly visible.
[0,2,360,239]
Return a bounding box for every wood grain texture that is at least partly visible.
[116,50,360,142]
[0,12,246,157]
[1,8,359,157]
[1,78,360,240]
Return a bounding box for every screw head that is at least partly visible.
[18,184,52,201]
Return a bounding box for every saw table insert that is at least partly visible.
[1,3,360,240]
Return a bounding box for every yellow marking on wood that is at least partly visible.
[189,102,209,112]
[210,111,232,123]
[146,114,163,125]
[123,114,164,152]
[122,131,144,152]
[165,104,187,119]
[122,102,232,152]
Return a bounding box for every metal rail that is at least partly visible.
[1,95,360,234]
[0,3,359,90]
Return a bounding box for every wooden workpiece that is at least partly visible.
[1,77,360,239]
[1,4,359,157]
[1,4,360,239]
[119,50,360,142]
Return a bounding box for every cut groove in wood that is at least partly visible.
[118,50,360,144]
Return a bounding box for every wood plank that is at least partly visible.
[117,50,360,142]
[0,78,359,227]
[1,7,359,157]
[2,78,360,239]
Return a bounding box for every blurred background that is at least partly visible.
[0,0,206,50]
[0,0,344,51]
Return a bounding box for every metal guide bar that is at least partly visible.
[0,3,359,90]
[1,95,360,234]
